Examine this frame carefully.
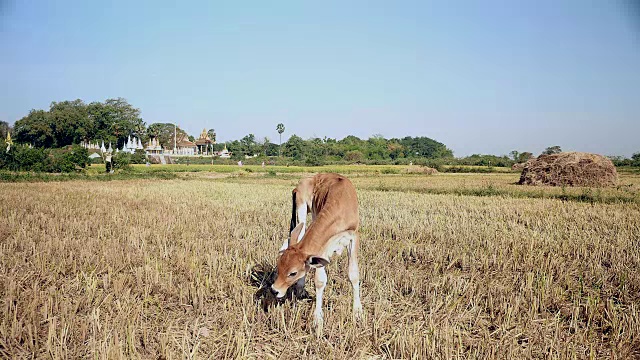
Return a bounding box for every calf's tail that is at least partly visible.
[289,190,297,234]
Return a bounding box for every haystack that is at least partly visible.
[405,166,439,175]
[518,152,617,187]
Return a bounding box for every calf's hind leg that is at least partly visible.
[348,232,363,320]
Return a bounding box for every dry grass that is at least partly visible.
[353,173,640,204]
[221,172,640,204]
[1,174,640,359]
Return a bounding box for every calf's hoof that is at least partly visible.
[312,313,324,338]
[353,304,364,321]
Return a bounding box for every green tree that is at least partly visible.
[147,123,187,150]
[88,98,144,148]
[345,150,364,162]
[259,136,271,156]
[341,135,364,147]
[264,142,279,156]
[49,145,89,172]
[86,101,112,143]
[387,142,404,159]
[14,110,55,147]
[207,129,216,143]
[397,136,453,158]
[542,146,562,155]
[13,98,145,149]
[0,143,88,173]
[0,142,48,171]
[323,137,342,158]
[105,98,145,142]
[112,151,131,170]
[276,123,285,157]
[226,140,244,159]
[284,134,304,160]
[240,133,256,154]
[48,99,89,146]
[459,154,513,167]
[517,152,534,163]
[130,149,147,164]
[305,137,326,165]
[367,135,389,160]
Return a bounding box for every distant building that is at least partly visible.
[176,138,197,155]
[145,137,163,155]
[81,140,101,150]
[195,129,213,155]
[217,144,232,158]
[123,135,143,154]
[81,127,219,157]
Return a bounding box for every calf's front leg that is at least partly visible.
[313,267,327,336]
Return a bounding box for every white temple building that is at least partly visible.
[216,144,232,158]
[123,135,143,154]
[81,136,143,154]
[80,140,102,150]
[145,137,163,155]
[175,137,197,155]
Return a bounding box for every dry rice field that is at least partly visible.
[1,172,640,359]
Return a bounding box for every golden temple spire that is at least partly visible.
[200,128,209,140]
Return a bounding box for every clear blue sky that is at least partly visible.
[1,0,639,156]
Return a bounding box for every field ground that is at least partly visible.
[1,169,640,358]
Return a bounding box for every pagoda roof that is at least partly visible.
[177,139,196,147]
[195,138,212,145]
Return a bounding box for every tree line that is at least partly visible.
[3,98,454,164]
[222,133,454,164]
[2,98,639,168]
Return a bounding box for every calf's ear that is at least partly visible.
[289,223,305,247]
[306,255,329,268]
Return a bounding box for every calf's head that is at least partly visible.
[271,224,329,298]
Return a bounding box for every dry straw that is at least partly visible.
[404,166,438,175]
[519,152,618,187]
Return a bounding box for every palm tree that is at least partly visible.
[276,123,285,157]
[207,129,216,155]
